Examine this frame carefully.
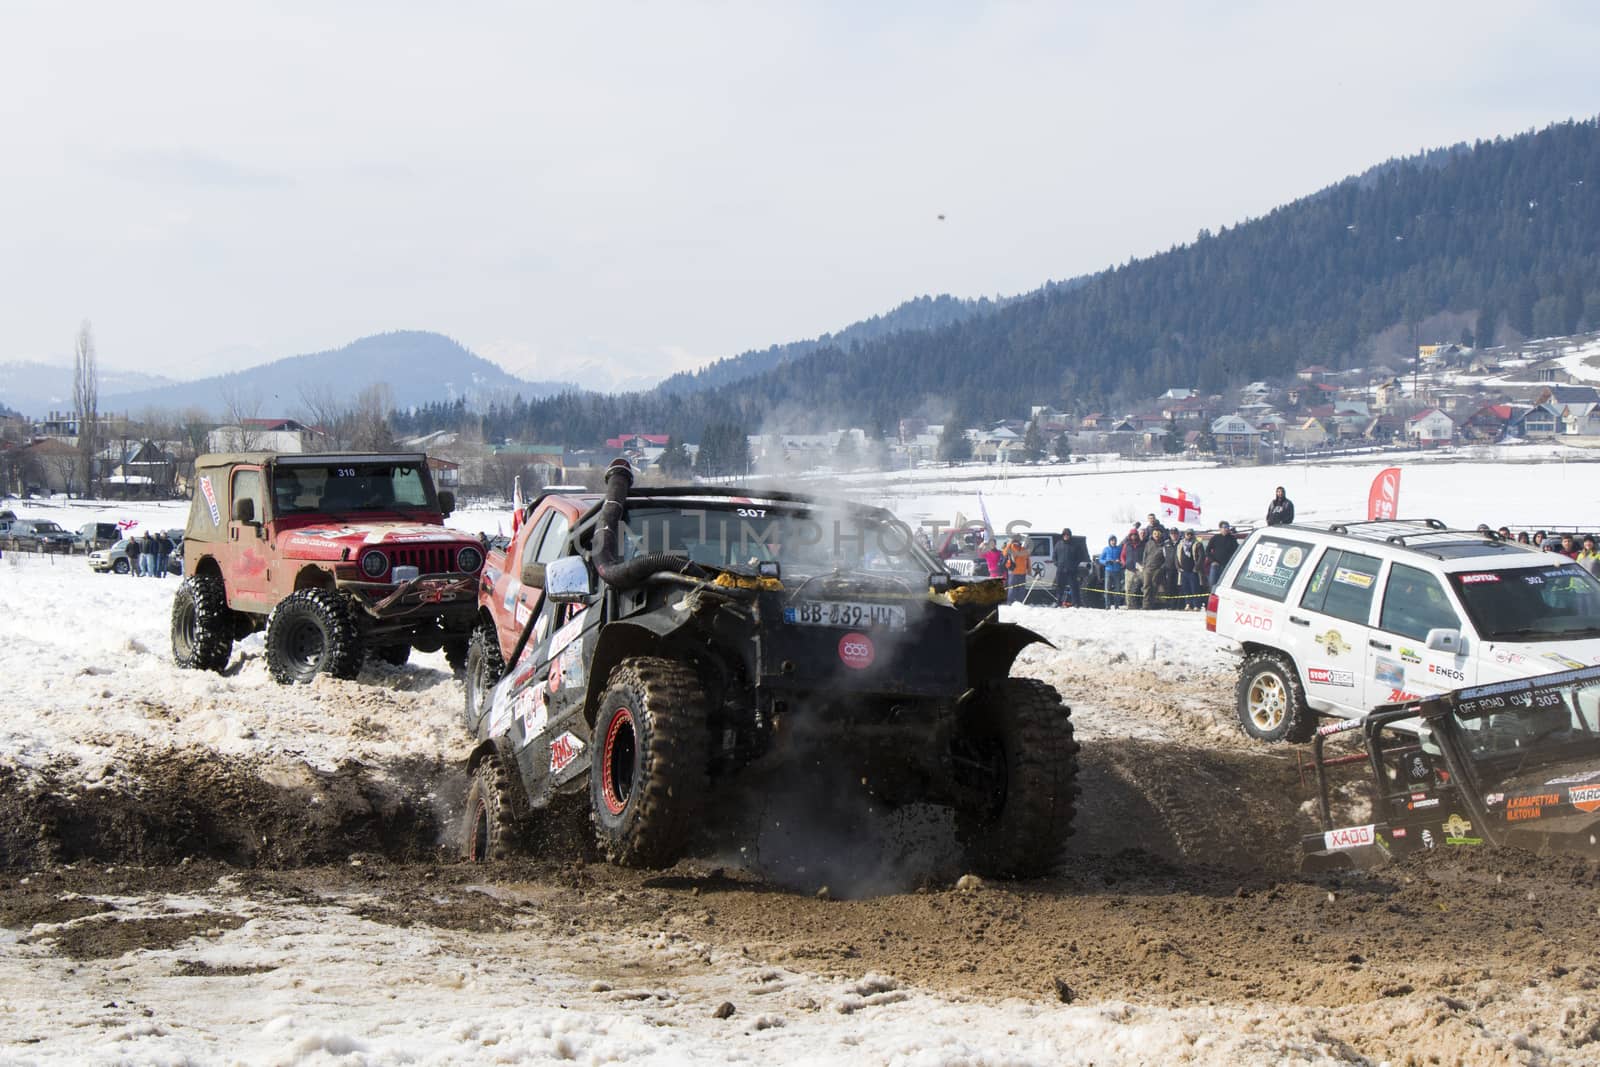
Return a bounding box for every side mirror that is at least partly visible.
[1424,628,1463,655]
[758,560,781,580]
[438,490,456,517]
[929,572,952,593]
[544,556,594,603]
[521,560,546,588]
[233,498,255,524]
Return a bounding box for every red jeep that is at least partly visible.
[462,485,598,719]
[171,452,486,683]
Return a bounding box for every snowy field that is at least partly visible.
[4,453,1599,1066]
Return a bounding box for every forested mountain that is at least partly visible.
[654,293,1012,396]
[421,118,1600,445]
[97,331,571,416]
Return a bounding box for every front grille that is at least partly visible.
[387,545,460,576]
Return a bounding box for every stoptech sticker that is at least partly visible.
[838,632,876,670]
[1307,667,1354,687]
[1323,824,1375,850]
[1570,785,1600,813]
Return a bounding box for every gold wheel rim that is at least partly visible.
[1248,674,1287,731]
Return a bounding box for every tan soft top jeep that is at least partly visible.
[171,451,485,683]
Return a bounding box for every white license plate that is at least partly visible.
[783,601,906,630]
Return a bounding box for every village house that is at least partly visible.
[1282,416,1330,449]
[1210,415,1265,457]
[206,417,324,454]
[1405,408,1455,447]
[1510,402,1561,438]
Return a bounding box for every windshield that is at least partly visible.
[1449,564,1600,640]
[35,522,65,534]
[1450,672,1600,769]
[271,462,434,515]
[619,505,936,579]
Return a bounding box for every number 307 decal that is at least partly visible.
[736,507,767,518]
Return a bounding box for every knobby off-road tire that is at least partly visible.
[170,574,234,673]
[954,677,1080,879]
[461,754,522,862]
[263,588,362,685]
[590,657,709,868]
[463,622,506,728]
[1236,650,1315,743]
[444,637,470,674]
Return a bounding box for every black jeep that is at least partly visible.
[459,460,1080,877]
[1306,666,1600,865]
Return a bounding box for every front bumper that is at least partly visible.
[339,573,479,619]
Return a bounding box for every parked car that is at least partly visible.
[88,538,139,574]
[4,519,77,551]
[1209,518,1600,742]
[76,522,123,550]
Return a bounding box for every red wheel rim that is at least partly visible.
[601,706,636,816]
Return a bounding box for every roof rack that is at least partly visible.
[1316,518,1511,558]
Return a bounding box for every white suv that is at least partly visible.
[1208,519,1600,742]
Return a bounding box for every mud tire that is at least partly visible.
[590,657,708,868]
[170,574,233,673]
[463,622,506,727]
[953,677,1080,879]
[264,588,361,685]
[461,754,521,862]
[1236,650,1315,743]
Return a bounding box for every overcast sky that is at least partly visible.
[3,2,1597,388]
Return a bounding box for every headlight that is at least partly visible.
[359,549,389,578]
[457,545,484,573]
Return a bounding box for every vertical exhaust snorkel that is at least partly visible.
[591,457,690,589]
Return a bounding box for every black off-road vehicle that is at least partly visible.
[1305,666,1600,865]
[459,460,1080,877]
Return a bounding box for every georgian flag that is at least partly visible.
[1158,485,1202,524]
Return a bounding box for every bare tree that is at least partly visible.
[73,320,99,497]
[296,383,353,449]
[219,384,265,450]
[349,383,396,452]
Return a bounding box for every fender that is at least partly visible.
[578,614,700,726]
[966,617,1053,686]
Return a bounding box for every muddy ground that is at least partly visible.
[4,593,1599,1063]
[4,734,1600,1064]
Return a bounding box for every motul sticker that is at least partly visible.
[549,731,584,773]
[1323,824,1375,850]
[1459,573,1500,584]
[1570,784,1600,813]
[838,632,876,670]
[200,476,221,526]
